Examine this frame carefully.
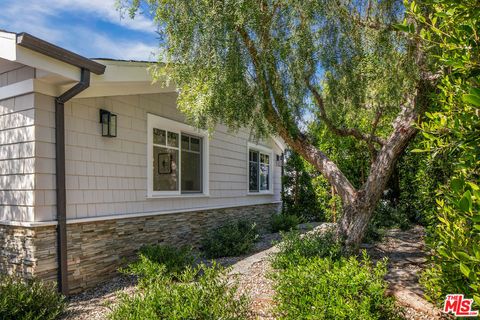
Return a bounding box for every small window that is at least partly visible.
[152,128,179,192]
[148,114,209,197]
[181,134,202,193]
[248,147,271,193]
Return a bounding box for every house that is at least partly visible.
[0,30,285,294]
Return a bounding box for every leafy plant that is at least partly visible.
[272,230,343,270]
[122,244,194,283]
[110,263,249,320]
[406,0,480,306]
[282,150,322,221]
[271,252,400,320]
[0,276,66,320]
[270,213,300,233]
[201,220,258,258]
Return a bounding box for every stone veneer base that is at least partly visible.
[0,202,279,294]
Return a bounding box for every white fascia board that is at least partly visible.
[0,79,34,100]
[0,79,62,100]
[70,81,176,98]
[0,33,80,82]
[90,62,154,83]
[0,32,17,61]
[272,136,287,151]
[16,46,80,81]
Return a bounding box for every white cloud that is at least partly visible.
[0,0,159,60]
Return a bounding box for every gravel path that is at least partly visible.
[365,225,447,320]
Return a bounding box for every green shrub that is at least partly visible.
[110,263,249,320]
[121,244,194,283]
[201,220,258,258]
[270,213,300,233]
[271,252,400,320]
[365,201,412,243]
[0,276,65,320]
[271,229,343,270]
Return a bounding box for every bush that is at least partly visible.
[0,276,65,320]
[270,213,300,233]
[271,229,343,270]
[201,220,258,258]
[271,252,400,320]
[365,201,412,243]
[121,244,194,283]
[110,263,249,320]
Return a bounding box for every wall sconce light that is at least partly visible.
[276,153,284,167]
[99,109,117,137]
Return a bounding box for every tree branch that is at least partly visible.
[237,25,357,204]
[305,78,386,146]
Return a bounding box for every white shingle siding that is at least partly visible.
[1,87,282,222]
[52,92,281,221]
[0,92,36,221]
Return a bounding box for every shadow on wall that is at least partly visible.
[0,94,37,222]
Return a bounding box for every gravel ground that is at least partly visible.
[63,223,443,320]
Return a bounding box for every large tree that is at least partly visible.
[124,0,436,250]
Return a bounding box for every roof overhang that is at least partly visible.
[0,30,176,99]
[16,33,106,75]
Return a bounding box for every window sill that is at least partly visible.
[146,193,210,199]
[247,191,274,196]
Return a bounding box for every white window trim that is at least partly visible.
[247,142,274,195]
[147,113,209,198]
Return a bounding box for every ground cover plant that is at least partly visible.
[112,245,249,320]
[269,213,300,233]
[270,231,399,319]
[271,230,343,270]
[124,244,195,280]
[272,252,400,320]
[0,275,65,320]
[201,219,258,258]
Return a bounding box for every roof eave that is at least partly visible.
[16,32,106,75]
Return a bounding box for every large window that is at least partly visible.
[248,144,273,194]
[148,114,208,197]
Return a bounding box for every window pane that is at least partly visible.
[261,154,269,164]
[249,150,259,192]
[181,150,202,192]
[181,135,189,150]
[260,163,269,191]
[190,137,200,152]
[153,146,178,191]
[153,128,166,145]
[167,132,179,147]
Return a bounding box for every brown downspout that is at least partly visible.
[55,68,90,295]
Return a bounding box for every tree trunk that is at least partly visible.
[338,104,421,250]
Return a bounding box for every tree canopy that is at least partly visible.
[123,0,434,248]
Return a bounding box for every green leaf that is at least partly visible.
[450,178,464,193]
[460,262,471,278]
[474,295,480,306]
[458,191,473,212]
[393,23,410,32]
[456,251,472,262]
[462,94,480,107]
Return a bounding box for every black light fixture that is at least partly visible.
[99,109,117,137]
[276,153,284,167]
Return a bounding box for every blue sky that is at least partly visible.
[0,0,159,60]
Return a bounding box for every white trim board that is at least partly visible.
[247,142,275,195]
[0,201,281,227]
[147,113,210,198]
